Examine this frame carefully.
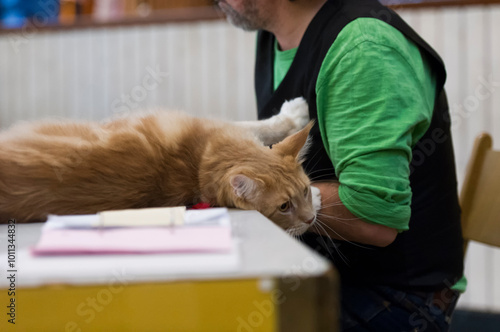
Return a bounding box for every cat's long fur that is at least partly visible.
[0,98,318,233]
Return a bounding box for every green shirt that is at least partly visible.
[273,17,466,292]
[274,18,435,231]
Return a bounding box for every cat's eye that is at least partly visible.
[279,202,290,212]
[304,187,309,197]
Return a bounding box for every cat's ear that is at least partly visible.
[230,174,257,199]
[274,121,314,162]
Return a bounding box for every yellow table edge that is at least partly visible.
[1,278,279,332]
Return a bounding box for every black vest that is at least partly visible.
[255,0,464,291]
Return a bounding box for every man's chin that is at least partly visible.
[216,0,260,31]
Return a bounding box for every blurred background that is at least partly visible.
[0,1,215,27]
[0,0,499,324]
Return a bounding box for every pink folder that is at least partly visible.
[32,226,232,255]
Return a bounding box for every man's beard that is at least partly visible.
[216,0,266,31]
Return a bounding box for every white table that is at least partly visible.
[0,210,339,331]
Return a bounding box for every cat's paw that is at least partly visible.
[278,97,310,134]
[311,185,322,212]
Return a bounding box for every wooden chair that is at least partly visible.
[460,132,500,254]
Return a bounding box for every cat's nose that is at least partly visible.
[305,217,315,224]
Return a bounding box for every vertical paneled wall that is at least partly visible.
[0,21,257,127]
[0,5,499,311]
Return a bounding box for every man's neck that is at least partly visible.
[270,0,327,51]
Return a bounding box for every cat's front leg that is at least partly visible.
[274,97,311,137]
[311,185,322,212]
[237,97,310,146]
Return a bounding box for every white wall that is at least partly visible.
[0,21,257,126]
[0,4,499,312]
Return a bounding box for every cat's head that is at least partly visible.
[228,122,317,235]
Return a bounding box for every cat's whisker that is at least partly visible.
[317,201,345,208]
[306,159,323,177]
[315,219,373,250]
[304,147,323,170]
[319,199,376,209]
[319,204,376,213]
[315,218,354,228]
[307,166,336,176]
[308,173,338,182]
[285,224,309,238]
[309,173,337,178]
[312,223,350,266]
[313,223,350,264]
[315,213,354,226]
[307,176,337,183]
[312,223,335,255]
[316,212,360,222]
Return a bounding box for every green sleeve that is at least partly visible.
[316,18,437,231]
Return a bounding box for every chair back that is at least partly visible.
[460,133,500,253]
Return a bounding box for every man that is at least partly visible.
[217,0,465,330]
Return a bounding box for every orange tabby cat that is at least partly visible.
[0,98,319,234]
